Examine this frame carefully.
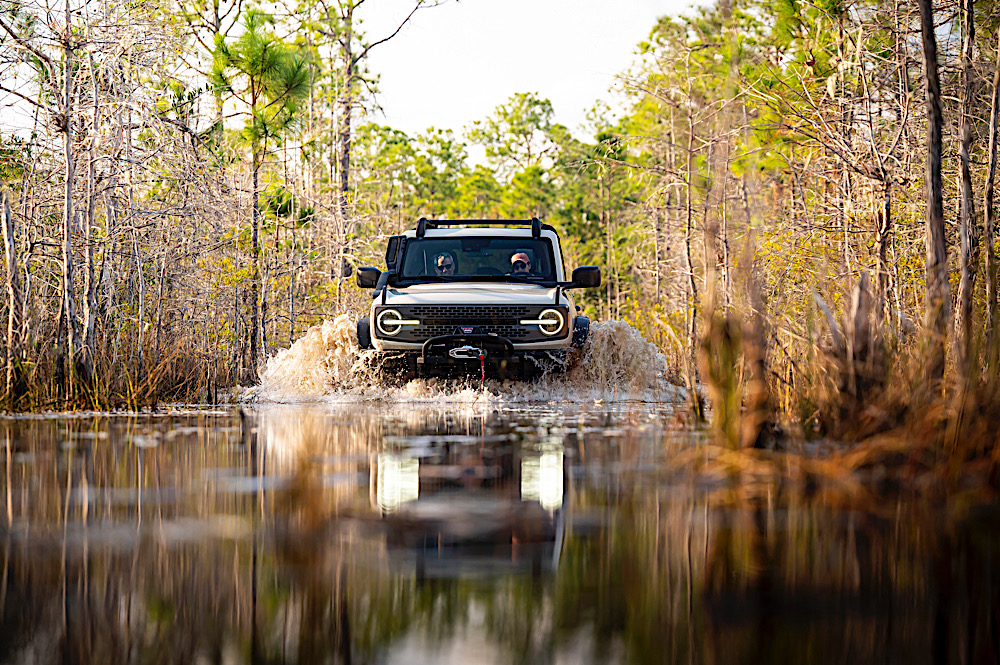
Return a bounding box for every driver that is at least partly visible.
[433,251,456,276]
[509,251,532,276]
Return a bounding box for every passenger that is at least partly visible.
[433,252,456,276]
[509,251,532,276]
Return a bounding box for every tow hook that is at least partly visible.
[449,346,486,360]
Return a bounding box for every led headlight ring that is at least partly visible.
[520,308,564,336]
[376,309,419,336]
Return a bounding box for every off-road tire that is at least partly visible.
[357,318,373,350]
[572,316,590,349]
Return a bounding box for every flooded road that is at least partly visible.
[1,402,999,664]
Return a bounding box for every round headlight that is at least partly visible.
[377,309,405,336]
[536,308,565,336]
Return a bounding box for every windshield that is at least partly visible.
[399,236,557,282]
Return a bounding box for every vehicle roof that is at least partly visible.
[401,227,561,240]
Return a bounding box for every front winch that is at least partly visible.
[448,345,486,360]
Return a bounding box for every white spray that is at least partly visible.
[250,315,684,404]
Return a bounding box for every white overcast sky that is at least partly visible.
[1,0,693,142]
[359,0,690,140]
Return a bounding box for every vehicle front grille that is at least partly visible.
[415,324,531,339]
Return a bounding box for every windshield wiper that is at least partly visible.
[398,274,551,285]
[495,274,547,285]
[399,275,460,283]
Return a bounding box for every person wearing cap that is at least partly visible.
[433,251,456,276]
[509,251,532,276]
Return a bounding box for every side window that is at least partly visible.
[402,247,426,276]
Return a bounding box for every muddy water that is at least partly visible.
[1,400,998,665]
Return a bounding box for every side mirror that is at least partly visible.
[356,266,381,289]
[571,266,601,289]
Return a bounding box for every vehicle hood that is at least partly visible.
[381,282,565,306]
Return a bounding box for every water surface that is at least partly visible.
[1,403,997,664]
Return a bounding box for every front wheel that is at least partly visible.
[357,318,373,350]
[572,316,590,349]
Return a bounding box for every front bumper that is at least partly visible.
[376,333,570,381]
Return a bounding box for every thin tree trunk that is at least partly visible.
[893,0,911,335]
[918,0,950,383]
[876,182,892,325]
[234,277,241,385]
[250,153,261,375]
[261,242,269,357]
[608,175,619,319]
[601,177,610,318]
[955,0,977,378]
[701,141,718,309]
[132,229,145,372]
[984,29,1000,358]
[154,228,170,364]
[289,215,297,345]
[720,0,737,311]
[62,0,88,395]
[83,42,99,364]
[685,105,699,352]
[722,155,731,309]
[335,3,355,309]
[891,232,904,332]
[338,4,353,222]
[837,16,853,281]
[102,194,118,358]
[654,207,661,304]
[683,58,702,421]
[306,22,315,203]
[2,192,24,405]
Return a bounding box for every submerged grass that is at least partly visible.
[2,334,227,413]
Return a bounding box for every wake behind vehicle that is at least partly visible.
[356,218,601,381]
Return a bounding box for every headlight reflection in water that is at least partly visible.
[376,453,419,514]
[521,449,564,511]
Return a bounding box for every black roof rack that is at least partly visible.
[414,218,549,238]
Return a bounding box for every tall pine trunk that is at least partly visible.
[2,192,24,405]
[985,30,1000,359]
[334,3,355,311]
[918,0,950,383]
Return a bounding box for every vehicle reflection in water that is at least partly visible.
[0,403,999,664]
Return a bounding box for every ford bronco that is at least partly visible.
[356,218,601,381]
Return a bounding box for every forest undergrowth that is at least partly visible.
[691,272,1000,501]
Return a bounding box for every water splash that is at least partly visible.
[252,315,375,401]
[250,315,684,404]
